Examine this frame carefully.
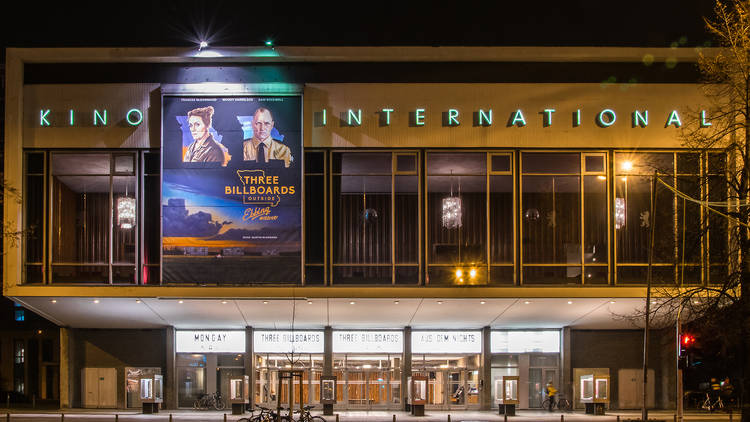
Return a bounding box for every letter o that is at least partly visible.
[126,108,143,126]
[597,109,616,127]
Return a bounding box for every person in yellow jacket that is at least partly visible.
[546,381,558,412]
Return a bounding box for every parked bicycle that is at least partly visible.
[192,391,226,410]
[701,392,724,412]
[240,405,292,422]
[542,395,572,412]
[293,405,326,422]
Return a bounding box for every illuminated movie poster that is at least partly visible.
[162,96,302,284]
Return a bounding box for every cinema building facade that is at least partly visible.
[3,46,721,411]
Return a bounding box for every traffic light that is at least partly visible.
[681,334,696,349]
[679,333,696,369]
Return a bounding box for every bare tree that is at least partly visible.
[623,2,750,421]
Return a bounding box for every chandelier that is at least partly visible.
[441,171,462,229]
[117,196,136,229]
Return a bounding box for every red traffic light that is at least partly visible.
[681,334,695,347]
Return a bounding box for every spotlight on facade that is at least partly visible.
[265,40,274,48]
[199,41,208,51]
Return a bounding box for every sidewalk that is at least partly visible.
[0,409,738,422]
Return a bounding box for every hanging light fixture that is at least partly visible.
[442,171,462,229]
[117,196,136,229]
[615,197,626,229]
[361,178,378,224]
[117,183,135,229]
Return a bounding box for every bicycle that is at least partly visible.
[541,396,572,412]
[293,405,326,422]
[192,392,226,410]
[242,405,292,422]
[701,393,724,412]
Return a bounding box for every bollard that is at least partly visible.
[115,415,118,422]
[32,395,35,409]
[730,409,733,422]
[561,415,564,422]
[336,414,340,422]
[504,414,507,422]
[6,412,9,422]
[448,414,451,422]
[224,414,227,422]
[674,414,677,422]
[617,416,620,422]
[393,415,396,422]
[169,414,173,422]
[61,414,64,422]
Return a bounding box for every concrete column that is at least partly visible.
[402,326,412,411]
[323,326,333,415]
[245,326,254,408]
[562,327,572,402]
[164,326,176,410]
[323,326,333,376]
[207,354,218,394]
[481,326,492,410]
[59,327,72,409]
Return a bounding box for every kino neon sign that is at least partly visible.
[317,108,713,128]
[38,108,143,127]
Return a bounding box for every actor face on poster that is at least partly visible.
[184,106,226,164]
[243,107,293,167]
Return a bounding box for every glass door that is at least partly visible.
[466,370,480,408]
[369,370,390,408]
[427,372,445,408]
[449,371,465,407]
[347,370,367,407]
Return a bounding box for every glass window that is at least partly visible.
[45,152,139,284]
[615,153,678,285]
[305,151,326,285]
[427,153,487,285]
[142,152,160,285]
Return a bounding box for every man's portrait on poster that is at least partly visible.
[243,107,293,167]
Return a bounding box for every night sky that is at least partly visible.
[1,1,716,49]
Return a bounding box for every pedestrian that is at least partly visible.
[546,381,557,412]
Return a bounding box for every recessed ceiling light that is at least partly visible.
[178,300,184,304]
[36,330,42,335]
[263,301,268,305]
[307,301,313,305]
[480,300,486,305]
[349,301,356,305]
[221,300,228,304]
[93,299,100,304]
[567,301,573,305]
[135,299,141,304]
[651,300,657,304]
[610,300,616,304]
[394,300,399,305]
[437,301,443,305]
[524,301,531,305]
[693,300,700,304]
[50,299,57,304]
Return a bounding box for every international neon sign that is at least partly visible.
[316,108,712,129]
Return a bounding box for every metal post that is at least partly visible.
[676,306,683,422]
[642,170,657,422]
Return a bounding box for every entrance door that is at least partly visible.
[618,369,654,409]
[369,370,390,408]
[346,371,367,407]
[427,372,445,408]
[449,371,465,407]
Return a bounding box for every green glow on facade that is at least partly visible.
[511,109,526,127]
[94,109,108,126]
[69,110,74,126]
[126,109,143,126]
[322,109,327,126]
[543,108,555,126]
[478,109,492,125]
[633,110,648,127]
[415,109,425,126]
[347,109,361,126]
[597,109,616,127]
[448,109,459,126]
[382,108,394,125]
[666,110,682,128]
[574,109,581,127]
[700,110,712,127]
[40,109,50,126]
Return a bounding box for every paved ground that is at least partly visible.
[0,409,738,422]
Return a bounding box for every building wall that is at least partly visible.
[571,328,675,409]
[68,329,165,408]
